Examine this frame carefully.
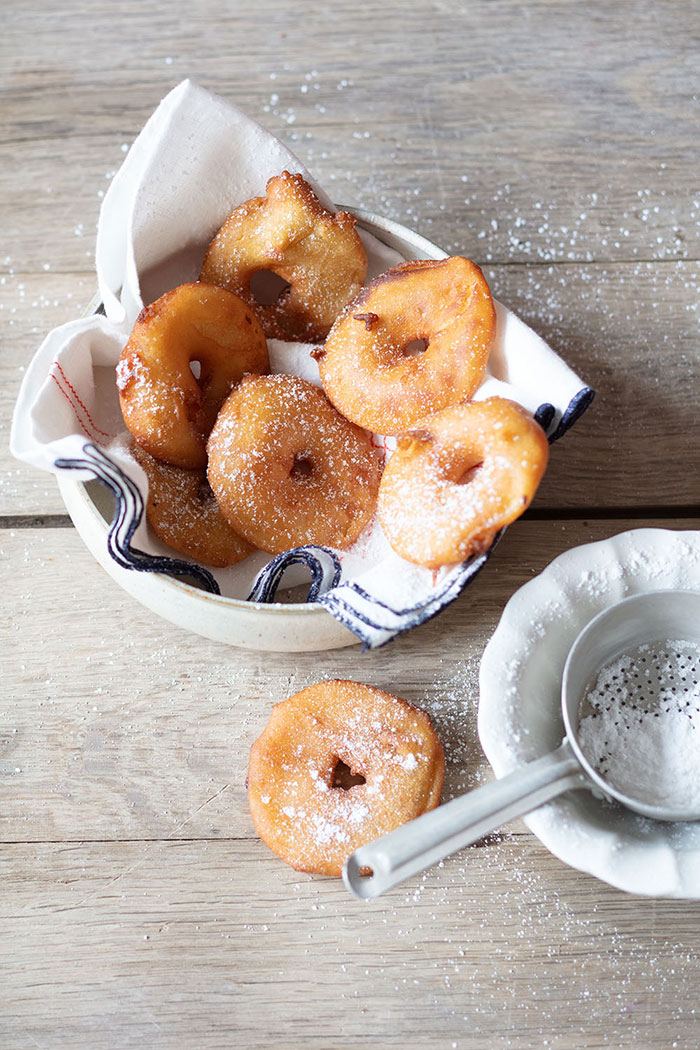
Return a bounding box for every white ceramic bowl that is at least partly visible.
[58,212,448,652]
[479,528,700,897]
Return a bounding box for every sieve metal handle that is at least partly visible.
[343,740,585,900]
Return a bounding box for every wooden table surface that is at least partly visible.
[3,2,700,1047]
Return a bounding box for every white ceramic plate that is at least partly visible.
[58,211,448,653]
[478,528,700,897]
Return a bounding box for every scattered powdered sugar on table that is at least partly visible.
[578,640,700,810]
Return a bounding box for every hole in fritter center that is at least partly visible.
[250,269,291,305]
[403,337,429,357]
[457,461,484,485]
[196,478,215,504]
[332,759,366,790]
[290,454,314,480]
[189,359,202,379]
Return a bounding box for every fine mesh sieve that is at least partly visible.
[343,590,700,900]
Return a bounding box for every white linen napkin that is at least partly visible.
[11,80,593,648]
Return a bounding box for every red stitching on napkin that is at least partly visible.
[50,374,94,440]
[52,361,112,439]
[49,361,112,443]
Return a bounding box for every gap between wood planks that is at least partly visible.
[0,833,508,846]
[1,257,699,278]
[2,508,700,530]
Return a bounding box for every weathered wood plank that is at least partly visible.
[0,273,93,516]
[3,4,700,1045]
[3,516,698,843]
[2,261,699,515]
[1,1,698,273]
[3,837,700,1050]
[490,258,700,509]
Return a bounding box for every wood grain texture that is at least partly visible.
[2,1,699,270]
[3,2,700,1048]
[0,272,93,515]
[4,838,700,1050]
[3,516,699,844]
[3,261,700,514]
[3,0,699,515]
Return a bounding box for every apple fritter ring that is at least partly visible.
[316,256,496,434]
[378,396,549,569]
[117,282,268,469]
[130,443,255,568]
[199,171,367,342]
[206,373,381,554]
[247,679,445,877]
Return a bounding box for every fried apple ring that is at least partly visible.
[207,374,381,554]
[117,282,268,469]
[316,256,496,434]
[199,171,367,342]
[247,679,445,877]
[378,397,549,568]
[130,443,255,568]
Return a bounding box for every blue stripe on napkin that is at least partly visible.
[55,442,221,594]
[55,386,593,649]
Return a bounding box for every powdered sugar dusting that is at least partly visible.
[247,681,444,874]
[578,640,700,810]
[207,373,380,552]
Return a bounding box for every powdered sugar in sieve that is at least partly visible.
[578,640,700,811]
[345,592,700,900]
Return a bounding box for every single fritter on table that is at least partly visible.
[316,256,496,433]
[130,442,255,568]
[117,282,269,469]
[207,373,381,554]
[378,396,549,568]
[200,171,367,342]
[247,679,445,877]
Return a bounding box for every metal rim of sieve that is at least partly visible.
[562,589,700,823]
[343,588,700,899]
